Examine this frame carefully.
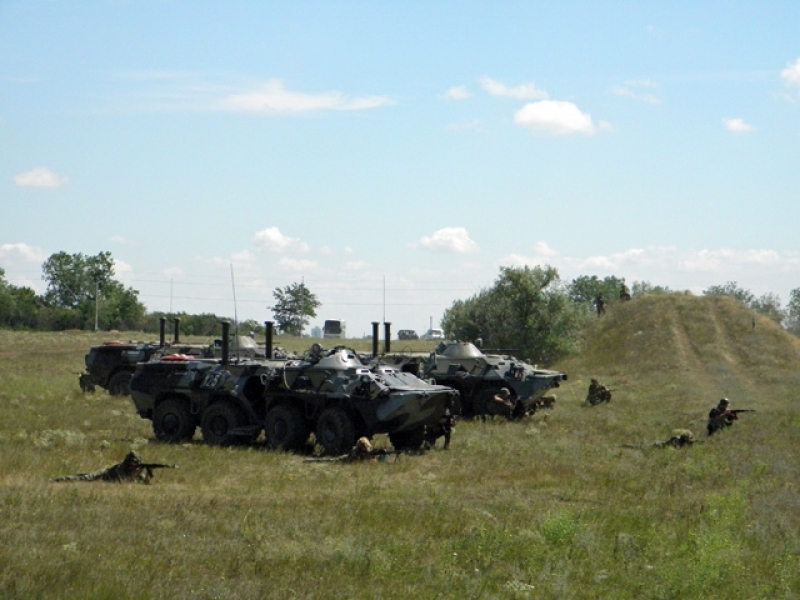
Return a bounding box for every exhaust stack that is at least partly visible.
[265,321,274,359]
[221,321,230,366]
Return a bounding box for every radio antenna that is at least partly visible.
[230,264,240,359]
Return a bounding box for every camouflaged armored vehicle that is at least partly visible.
[84,341,161,396]
[129,341,459,454]
[82,335,261,396]
[379,341,566,419]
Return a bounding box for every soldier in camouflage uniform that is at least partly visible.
[78,371,95,393]
[595,293,606,316]
[707,398,736,435]
[586,378,612,405]
[423,409,456,450]
[52,451,153,484]
[622,429,696,449]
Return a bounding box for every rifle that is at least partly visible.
[729,409,755,415]
[139,463,179,475]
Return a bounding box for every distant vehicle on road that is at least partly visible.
[422,328,445,341]
[398,329,419,340]
[323,319,346,339]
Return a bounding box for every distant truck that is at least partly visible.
[323,319,346,339]
[422,328,445,341]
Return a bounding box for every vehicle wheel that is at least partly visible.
[200,402,247,446]
[108,371,132,396]
[315,408,356,455]
[389,427,426,451]
[266,404,309,451]
[153,398,197,443]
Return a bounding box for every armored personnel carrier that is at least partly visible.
[379,341,567,419]
[129,341,459,454]
[82,331,263,396]
[84,341,160,396]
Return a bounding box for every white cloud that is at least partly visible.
[0,242,47,263]
[344,260,370,270]
[13,167,69,188]
[514,100,605,135]
[781,58,800,89]
[610,80,662,105]
[278,257,317,271]
[446,120,484,132]
[495,244,800,301]
[480,77,548,100]
[418,227,479,254]
[723,118,755,133]
[110,236,129,245]
[253,227,310,253]
[533,241,559,257]
[113,259,133,276]
[231,250,256,263]
[163,267,184,278]
[442,86,472,100]
[220,80,390,114]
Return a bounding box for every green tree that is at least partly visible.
[442,265,585,365]
[42,251,115,310]
[631,280,672,297]
[785,288,800,336]
[0,268,42,329]
[41,251,146,330]
[270,282,320,336]
[750,292,784,324]
[568,274,629,311]
[703,282,755,306]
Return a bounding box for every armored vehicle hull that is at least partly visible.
[129,346,459,454]
[379,341,567,419]
[84,341,160,396]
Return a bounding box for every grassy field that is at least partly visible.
[1,296,800,599]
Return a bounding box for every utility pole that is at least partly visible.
[94,281,99,332]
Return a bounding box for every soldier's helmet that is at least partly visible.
[672,429,695,443]
[591,378,598,384]
[719,398,730,406]
[124,451,142,465]
[356,437,372,453]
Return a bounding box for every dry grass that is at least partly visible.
[1,298,800,599]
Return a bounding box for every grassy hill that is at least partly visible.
[1,296,799,599]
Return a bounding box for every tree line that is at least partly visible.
[0,251,319,337]
[2,252,800,362]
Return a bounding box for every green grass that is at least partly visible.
[1,298,800,599]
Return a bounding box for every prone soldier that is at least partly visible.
[622,429,696,450]
[51,451,178,484]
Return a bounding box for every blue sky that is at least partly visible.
[2,1,799,336]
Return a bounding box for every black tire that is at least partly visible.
[389,427,426,451]
[152,398,197,443]
[200,402,247,446]
[108,371,132,396]
[315,408,356,455]
[266,404,309,451]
